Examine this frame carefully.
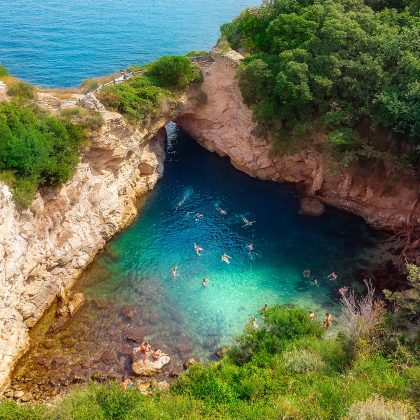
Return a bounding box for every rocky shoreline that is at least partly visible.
[1,48,419,397]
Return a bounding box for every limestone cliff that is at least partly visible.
[176,50,420,234]
[0,95,168,391]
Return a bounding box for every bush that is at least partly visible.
[345,395,417,420]
[145,56,201,89]
[0,64,9,77]
[7,81,35,100]
[281,348,325,374]
[0,102,84,206]
[0,400,47,420]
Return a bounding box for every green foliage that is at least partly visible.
[0,400,47,420]
[281,348,326,373]
[0,102,84,206]
[0,64,9,77]
[145,56,202,89]
[7,81,35,100]
[99,56,201,123]
[221,0,420,171]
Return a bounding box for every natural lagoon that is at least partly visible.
[11,125,389,396]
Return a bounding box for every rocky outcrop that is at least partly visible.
[0,97,169,392]
[132,355,171,377]
[176,49,420,234]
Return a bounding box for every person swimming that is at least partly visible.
[323,313,334,329]
[251,317,259,330]
[176,197,186,209]
[202,278,210,287]
[303,268,311,278]
[217,208,227,215]
[242,217,256,227]
[195,212,204,218]
[246,243,254,251]
[221,253,232,264]
[171,267,178,278]
[194,243,204,256]
[311,276,319,287]
[328,272,338,281]
[308,311,316,321]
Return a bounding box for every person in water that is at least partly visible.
[246,243,254,251]
[251,317,259,330]
[221,253,232,264]
[328,272,338,281]
[308,311,316,321]
[242,217,256,227]
[139,341,151,362]
[194,243,203,256]
[311,276,319,287]
[195,212,204,218]
[323,313,334,329]
[261,303,268,318]
[172,267,178,278]
[202,278,210,287]
[303,268,311,278]
[217,207,227,215]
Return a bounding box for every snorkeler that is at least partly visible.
[171,267,178,278]
[246,243,254,251]
[221,253,232,264]
[217,208,227,215]
[194,243,204,256]
[242,217,256,227]
[323,313,334,329]
[303,268,311,278]
[311,276,319,287]
[328,272,338,281]
[202,278,210,287]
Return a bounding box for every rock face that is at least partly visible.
[0,97,168,392]
[132,355,171,377]
[176,49,420,233]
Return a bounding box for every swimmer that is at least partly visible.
[246,243,254,251]
[323,313,334,330]
[217,208,227,215]
[171,267,178,278]
[202,278,210,287]
[176,197,186,209]
[303,268,311,278]
[261,304,268,312]
[221,253,232,264]
[338,286,349,297]
[328,272,338,281]
[242,217,256,227]
[311,276,319,287]
[195,212,204,218]
[194,242,204,256]
[251,317,259,330]
[308,311,316,321]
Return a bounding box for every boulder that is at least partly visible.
[67,293,85,316]
[100,349,117,365]
[132,355,171,376]
[298,197,325,217]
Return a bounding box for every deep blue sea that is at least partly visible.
[0,0,260,87]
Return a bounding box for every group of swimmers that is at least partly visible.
[134,341,166,363]
[303,268,338,287]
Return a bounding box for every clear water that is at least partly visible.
[77,125,384,351]
[0,0,260,87]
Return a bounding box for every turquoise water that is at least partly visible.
[1,0,259,87]
[76,125,384,354]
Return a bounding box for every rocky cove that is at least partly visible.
[1,48,419,399]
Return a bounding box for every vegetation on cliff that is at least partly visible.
[0,102,85,207]
[221,0,419,173]
[98,55,202,123]
[1,274,419,419]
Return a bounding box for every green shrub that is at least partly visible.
[0,64,9,77]
[281,348,326,374]
[7,81,35,100]
[0,102,84,206]
[145,56,201,89]
[0,400,48,420]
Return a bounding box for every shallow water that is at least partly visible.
[11,126,389,397]
[1,0,260,87]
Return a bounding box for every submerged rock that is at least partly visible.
[132,355,171,376]
[298,197,325,217]
[121,305,137,321]
[124,327,143,342]
[183,358,200,369]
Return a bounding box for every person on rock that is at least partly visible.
[140,341,151,362]
[152,348,164,360]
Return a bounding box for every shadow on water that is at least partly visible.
[11,125,390,400]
